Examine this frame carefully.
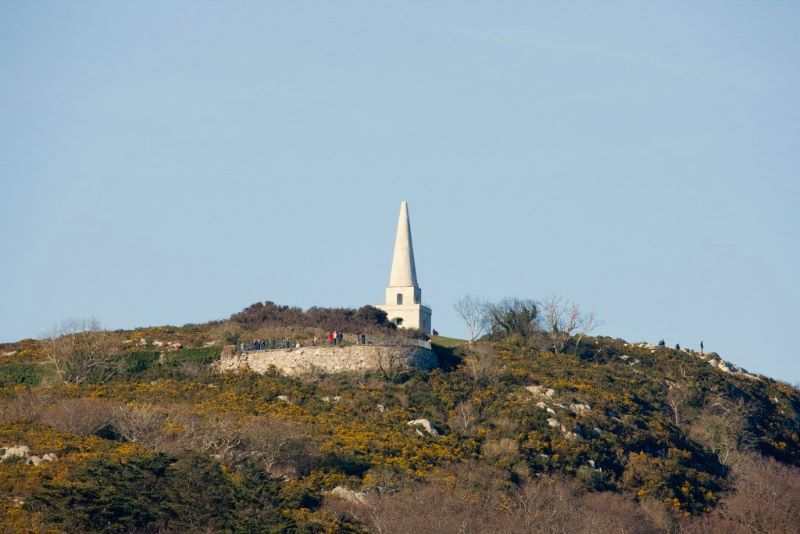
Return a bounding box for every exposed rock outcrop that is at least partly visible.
[526,385,556,398]
[1,445,59,466]
[1,445,30,461]
[569,403,591,415]
[324,485,368,505]
[407,418,439,437]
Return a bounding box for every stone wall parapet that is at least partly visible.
[219,345,436,377]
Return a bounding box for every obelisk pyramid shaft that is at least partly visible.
[388,201,418,287]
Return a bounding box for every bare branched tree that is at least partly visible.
[0,390,53,425]
[447,400,478,436]
[161,408,244,463]
[665,381,687,427]
[239,416,309,474]
[113,403,169,448]
[717,453,800,533]
[540,295,600,353]
[453,295,489,342]
[688,397,756,467]
[463,345,500,386]
[40,397,118,436]
[42,318,121,384]
[195,412,244,463]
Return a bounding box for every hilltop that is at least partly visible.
[0,301,799,533]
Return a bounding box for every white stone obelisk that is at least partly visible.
[377,202,432,334]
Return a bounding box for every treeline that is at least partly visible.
[230,301,397,333]
[455,295,599,354]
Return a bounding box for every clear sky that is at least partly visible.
[1,2,798,383]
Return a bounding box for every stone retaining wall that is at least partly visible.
[218,345,437,377]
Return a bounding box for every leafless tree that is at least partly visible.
[158,409,310,473]
[447,400,478,436]
[0,390,53,424]
[159,408,244,463]
[540,295,600,353]
[716,453,800,533]
[688,397,755,467]
[360,468,406,496]
[194,412,243,463]
[463,344,500,386]
[41,318,122,384]
[113,403,169,448]
[453,295,489,342]
[666,381,687,427]
[40,397,118,435]
[239,416,309,475]
[481,438,520,466]
[327,466,677,534]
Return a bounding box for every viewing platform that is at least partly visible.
[220,342,436,377]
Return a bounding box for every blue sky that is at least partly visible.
[1,2,798,383]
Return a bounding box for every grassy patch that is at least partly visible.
[161,347,221,367]
[431,335,467,348]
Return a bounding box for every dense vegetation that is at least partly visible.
[0,301,799,533]
[230,302,402,337]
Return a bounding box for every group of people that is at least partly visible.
[241,331,372,352]
[241,339,300,351]
[312,331,368,346]
[325,331,344,345]
[657,339,704,354]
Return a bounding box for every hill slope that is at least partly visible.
[0,309,798,533]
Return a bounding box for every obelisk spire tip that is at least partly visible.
[388,201,418,287]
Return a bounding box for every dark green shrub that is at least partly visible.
[120,351,160,374]
[0,363,47,387]
[26,453,238,533]
[27,454,174,532]
[485,298,540,339]
[319,451,371,476]
[25,452,310,533]
[232,300,397,332]
[161,347,220,367]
